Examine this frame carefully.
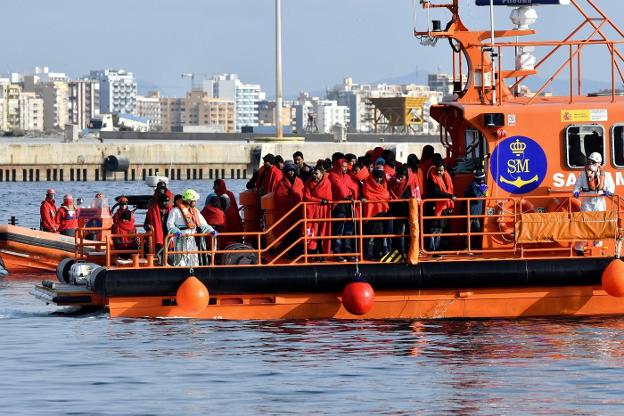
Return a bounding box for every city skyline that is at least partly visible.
[4,0,623,97]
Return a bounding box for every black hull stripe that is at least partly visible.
[96,258,612,297]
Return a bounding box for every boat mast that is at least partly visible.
[275,0,284,139]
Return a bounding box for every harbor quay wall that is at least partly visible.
[0,136,442,183]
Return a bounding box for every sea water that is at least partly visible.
[2,180,624,414]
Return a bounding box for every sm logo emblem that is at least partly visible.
[490,135,547,194]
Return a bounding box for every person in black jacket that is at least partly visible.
[463,169,488,251]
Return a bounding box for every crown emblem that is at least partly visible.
[510,139,526,156]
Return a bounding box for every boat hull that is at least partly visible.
[34,257,624,320]
[0,224,98,273]
[106,285,624,319]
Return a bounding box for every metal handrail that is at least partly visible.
[76,194,624,268]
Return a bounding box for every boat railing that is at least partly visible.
[420,194,624,259]
[104,231,154,267]
[416,0,624,105]
[75,226,110,258]
[160,199,412,268]
[79,194,624,269]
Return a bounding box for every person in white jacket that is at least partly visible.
[167,189,216,266]
[573,152,615,255]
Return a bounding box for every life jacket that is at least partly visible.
[57,205,79,230]
[586,169,604,191]
[175,200,201,230]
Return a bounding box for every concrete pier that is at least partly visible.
[0,133,442,182]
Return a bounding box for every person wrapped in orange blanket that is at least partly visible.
[145,193,171,260]
[303,166,333,258]
[363,168,392,260]
[273,163,304,257]
[425,161,456,252]
[112,209,139,258]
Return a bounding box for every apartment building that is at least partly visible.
[68,79,100,130]
[90,69,137,114]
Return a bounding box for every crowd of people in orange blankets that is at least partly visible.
[41,145,488,261]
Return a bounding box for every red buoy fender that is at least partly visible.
[602,259,624,298]
[341,281,375,315]
[176,276,210,315]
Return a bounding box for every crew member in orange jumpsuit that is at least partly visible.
[40,188,59,233]
[56,194,79,237]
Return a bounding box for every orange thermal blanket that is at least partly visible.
[517,211,618,243]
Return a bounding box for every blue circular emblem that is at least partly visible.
[490,135,547,194]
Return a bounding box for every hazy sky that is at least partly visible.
[3,1,623,97]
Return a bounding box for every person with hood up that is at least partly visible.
[273,162,305,254]
[213,179,243,234]
[426,161,456,252]
[389,165,421,255]
[145,193,171,258]
[167,189,216,267]
[363,168,392,260]
[40,188,59,233]
[256,153,283,197]
[303,166,333,257]
[201,194,227,232]
[56,194,79,237]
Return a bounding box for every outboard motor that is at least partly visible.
[56,258,104,289]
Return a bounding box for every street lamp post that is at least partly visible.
[275,0,283,139]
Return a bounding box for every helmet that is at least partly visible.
[182,189,200,202]
[588,152,602,164]
[118,196,129,204]
[63,194,73,203]
[47,188,56,195]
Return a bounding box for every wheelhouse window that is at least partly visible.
[565,124,605,168]
[612,124,624,167]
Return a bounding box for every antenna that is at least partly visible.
[489,0,497,105]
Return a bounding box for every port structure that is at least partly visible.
[369,97,428,134]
